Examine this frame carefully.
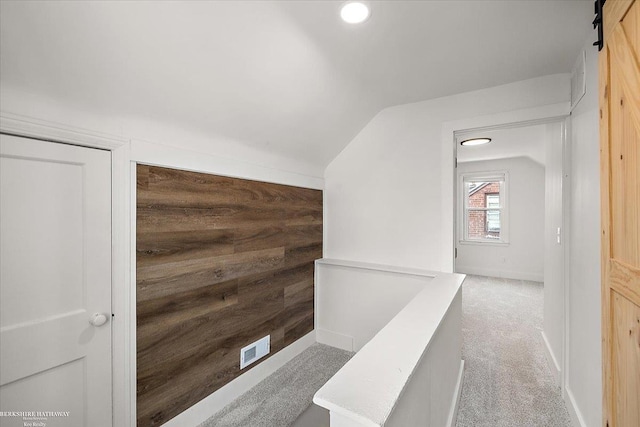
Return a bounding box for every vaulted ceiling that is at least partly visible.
[0,1,592,168]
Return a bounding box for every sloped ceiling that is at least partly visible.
[0,1,592,168]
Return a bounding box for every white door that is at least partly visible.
[0,134,112,427]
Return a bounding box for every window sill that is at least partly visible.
[459,240,509,247]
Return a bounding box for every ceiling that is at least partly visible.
[0,1,592,168]
[457,124,548,166]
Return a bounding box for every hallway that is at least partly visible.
[456,275,572,427]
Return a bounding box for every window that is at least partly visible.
[460,172,508,243]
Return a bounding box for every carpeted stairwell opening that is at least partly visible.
[199,344,352,427]
[201,275,572,427]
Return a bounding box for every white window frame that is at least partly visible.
[459,171,509,245]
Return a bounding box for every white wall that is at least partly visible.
[456,157,545,281]
[542,120,565,384]
[564,32,602,427]
[0,86,323,179]
[324,74,570,271]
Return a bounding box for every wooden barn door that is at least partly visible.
[600,1,640,426]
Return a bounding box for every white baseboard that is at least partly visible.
[446,360,465,427]
[316,328,354,352]
[540,331,561,387]
[455,266,543,282]
[564,385,587,427]
[161,331,316,427]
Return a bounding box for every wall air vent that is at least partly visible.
[240,335,270,369]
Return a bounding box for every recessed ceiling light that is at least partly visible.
[460,138,492,146]
[340,2,370,24]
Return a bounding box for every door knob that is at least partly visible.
[89,313,109,327]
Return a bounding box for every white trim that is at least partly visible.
[450,103,571,141]
[0,111,126,150]
[315,329,354,352]
[316,258,437,278]
[444,102,570,273]
[459,170,509,244]
[161,332,316,427]
[446,360,465,427]
[112,143,134,427]
[127,162,138,427]
[564,385,587,427]
[130,139,324,190]
[454,266,543,282]
[458,240,509,247]
[541,331,561,387]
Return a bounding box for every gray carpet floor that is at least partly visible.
[456,275,572,427]
[199,343,352,427]
[201,275,571,427]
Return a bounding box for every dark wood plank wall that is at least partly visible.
[136,165,322,426]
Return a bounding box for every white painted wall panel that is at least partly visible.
[543,120,565,383]
[315,262,429,351]
[566,31,602,427]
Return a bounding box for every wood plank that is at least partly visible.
[608,26,640,266]
[611,259,640,305]
[138,165,321,207]
[609,25,640,132]
[137,164,150,190]
[136,164,321,427]
[136,205,286,233]
[137,279,239,330]
[137,229,235,268]
[599,43,613,427]
[284,277,314,347]
[621,0,640,54]
[284,313,314,347]
[232,225,287,253]
[604,0,634,42]
[611,291,640,426]
[285,243,323,268]
[285,278,314,307]
[137,247,285,301]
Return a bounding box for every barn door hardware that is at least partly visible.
[593,0,606,51]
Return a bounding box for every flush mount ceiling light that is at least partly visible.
[460,137,492,146]
[340,2,370,24]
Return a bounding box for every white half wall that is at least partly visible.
[565,31,602,427]
[324,74,570,271]
[456,156,545,282]
[314,260,465,427]
[315,259,432,351]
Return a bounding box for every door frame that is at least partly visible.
[0,112,134,427]
[441,102,571,390]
